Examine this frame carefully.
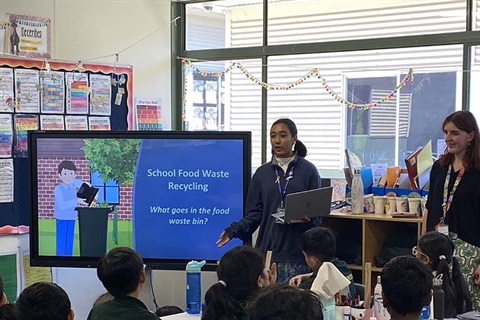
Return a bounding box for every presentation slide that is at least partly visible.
[133,139,243,260]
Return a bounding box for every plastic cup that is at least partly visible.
[363,194,374,213]
[408,198,421,215]
[395,197,408,213]
[373,196,386,214]
[384,197,396,214]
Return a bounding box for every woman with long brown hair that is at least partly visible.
[423,110,480,309]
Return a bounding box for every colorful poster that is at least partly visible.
[0,67,15,112]
[40,71,65,113]
[135,98,162,131]
[65,115,88,130]
[40,115,64,130]
[89,74,111,115]
[7,13,51,58]
[14,69,40,113]
[0,114,13,158]
[0,158,14,202]
[66,72,89,114]
[88,116,110,130]
[14,114,38,156]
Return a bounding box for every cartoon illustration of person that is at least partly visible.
[54,160,83,256]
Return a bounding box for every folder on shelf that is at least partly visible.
[404,140,433,190]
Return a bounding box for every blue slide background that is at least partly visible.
[133,139,243,260]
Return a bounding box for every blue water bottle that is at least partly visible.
[186,260,206,314]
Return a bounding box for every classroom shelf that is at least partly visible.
[323,210,422,295]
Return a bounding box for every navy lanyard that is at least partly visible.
[275,165,295,208]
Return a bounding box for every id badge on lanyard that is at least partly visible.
[437,223,449,236]
[436,165,464,236]
[275,166,294,212]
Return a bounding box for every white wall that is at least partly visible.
[0,1,207,319]
[0,0,172,129]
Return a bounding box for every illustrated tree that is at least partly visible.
[82,139,141,185]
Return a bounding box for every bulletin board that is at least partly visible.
[0,56,133,227]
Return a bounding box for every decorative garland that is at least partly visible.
[181,58,413,110]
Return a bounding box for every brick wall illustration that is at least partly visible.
[37,157,133,220]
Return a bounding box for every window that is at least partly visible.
[90,171,119,205]
[176,0,480,177]
[346,72,457,167]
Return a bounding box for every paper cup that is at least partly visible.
[373,196,386,214]
[384,197,396,214]
[408,198,421,215]
[395,197,408,213]
[363,194,374,213]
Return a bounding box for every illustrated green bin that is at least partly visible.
[75,207,113,257]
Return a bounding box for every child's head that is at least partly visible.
[14,282,74,320]
[57,160,77,185]
[155,305,184,317]
[97,247,145,297]
[300,227,336,271]
[202,245,269,320]
[381,256,432,317]
[415,231,472,316]
[248,283,324,320]
[416,231,454,267]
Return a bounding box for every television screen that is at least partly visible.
[29,130,251,269]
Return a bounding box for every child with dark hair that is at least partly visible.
[289,227,356,297]
[381,256,432,320]
[87,247,159,320]
[202,245,276,320]
[248,283,324,320]
[14,282,74,320]
[155,305,183,317]
[414,231,472,317]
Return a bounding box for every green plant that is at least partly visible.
[98,200,109,208]
[82,139,141,185]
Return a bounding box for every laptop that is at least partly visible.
[458,311,480,320]
[271,186,333,223]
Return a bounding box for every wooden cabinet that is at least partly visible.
[323,210,422,287]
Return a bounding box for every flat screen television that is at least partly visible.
[29,130,251,269]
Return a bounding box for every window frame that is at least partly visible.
[90,171,120,205]
[171,0,478,177]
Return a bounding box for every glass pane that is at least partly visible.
[105,187,119,204]
[96,191,105,203]
[267,45,462,172]
[475,0,480,31]
[470,45,480,120]
[183,59,262,169]
[346,72,457,167]
[186,0,263,50]
[266,0,466,45]
[90,171,102,185]
[105,178,118,187]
